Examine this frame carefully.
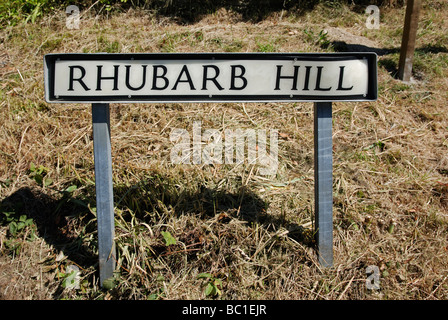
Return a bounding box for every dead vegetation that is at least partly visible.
[1,1,448,300]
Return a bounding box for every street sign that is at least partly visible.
[44,52,377,286]
[44,53,377,103]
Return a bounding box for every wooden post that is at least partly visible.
[92,103,116,286]
[398,0,421,82]
[314,102,333,267]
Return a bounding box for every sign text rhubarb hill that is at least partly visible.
[44,53,377,103]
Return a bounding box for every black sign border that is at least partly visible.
[44,52,377,103]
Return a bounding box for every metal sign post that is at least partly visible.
[91,103,116,285]
[44,53,377,285]
[314,102,333,267]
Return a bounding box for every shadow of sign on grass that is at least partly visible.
[1,173,315,279]
[0,187,98,271]
[113,175,316,249]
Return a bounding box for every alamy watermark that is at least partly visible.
[170,121,278,176]
[66,5,80,30]
[366,5,380,29]
[63,264,81,290]
[366,265,380,290]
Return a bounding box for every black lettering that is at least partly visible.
[303,66,312,91]
[125,65,147,91]
[202,65,224,91]
[229,65,247,90]
[314,66,331,91]
[152,65,169,90]
[68,65,90,91]
[275,65,299,90]
[96,65,119,91]
[172,65,196,90]
[336,66,353,91]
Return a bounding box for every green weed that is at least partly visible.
[303,28,331,49]
[197,273,223,297]
[29,162,53,187]
[0,0,47,26]
[2,211,35,237]
[161,230,177,246]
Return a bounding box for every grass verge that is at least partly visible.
[1,1,448,300]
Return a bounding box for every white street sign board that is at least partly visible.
[44,53,377,103]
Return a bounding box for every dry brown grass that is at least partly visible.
[1,1,448,300]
